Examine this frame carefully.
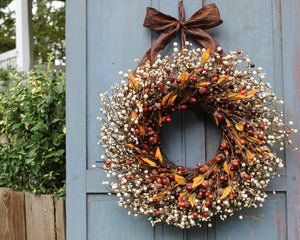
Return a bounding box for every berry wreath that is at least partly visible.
[97,3,297,229]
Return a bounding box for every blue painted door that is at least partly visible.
[66,0,300,239]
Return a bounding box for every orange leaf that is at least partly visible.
[245,149,254,165]
[178,190,188,202]
[141,157,157,167]
[174,175,187,185]
[188,193,196,207]
[220,185,233,200]
[135,155,142,165]
[231,128,242,147]
[167,95,177,106]
[235,123,244,131]
[227,93,247,100]
[152,191,167,200]
[246,136,263,143]
[247,89,259,98]
[129,72,139,90]
[224,149,229,156]
[214,116,219,126]
[131,111,138,120]
[155,147,163,164]
[158,111,162,125]
[192,174,204,189]
[217,75,229,84]
[206,157,216,164]
[162,92,172,106]
[126,144,140,151]
[197,82,211,88]
[223,161,233,177]
[179,70,187,81]
[200,48,210,65]
[137,124,145,136]
[208,164,217,175]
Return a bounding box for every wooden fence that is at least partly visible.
[0,188,65,240]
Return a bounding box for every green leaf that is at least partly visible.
[31,122,48,132]
[55,149,65,156]
[53,84,63,94]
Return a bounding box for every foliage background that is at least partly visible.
[0,0,65,64]
[0,58,66,197]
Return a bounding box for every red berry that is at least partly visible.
[259,124,265,129]
[240,90,247,95]
[217,114,225,122]
[149,151,155,157]
[237,50,242,54]
[215,155,224,164]
[145,88,150,94]
[201,87,208,94]
[205,200,211,207]
[156,177,162,184]
[202,212,208,217]
[162,178,169,185]
[192,76,198,81]
[149,136,156,143]
[177,165,186,171]
[240,85,246,90]
[232,160,239,168]
[213,77,219,82]
[147,127,153,133]
[142,75,147,80]
[168,174,175,181]
[164,116,172,124]
[156,210,160,215]
[244,174,250,180]
[193,212,198,217]
[189,97,197,104]
[198,166,207,174]
[179,202,186,207]
[201,182,207,188]
[105,160,111,165]
[242,121,247,127]
[158,82,164,90]
[247,130,254,136]
[143,108,148,113]
[179,104,188,111]
[186,185,192,191]
[257,134,264,140]
[126,175,132,180]
[169,76,175,82]
[134,129,140,135]
[197,67,204,73]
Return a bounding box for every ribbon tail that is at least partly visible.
[184,28,225,56]
[134,24,180,75]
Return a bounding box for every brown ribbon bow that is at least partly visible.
[136,2,224,71]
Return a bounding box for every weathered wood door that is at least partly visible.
[66,0,300,239]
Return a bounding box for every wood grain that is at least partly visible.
[0,188,26,240]
[55,197,66,240]
[25,192,55,240]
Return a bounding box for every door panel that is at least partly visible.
[67,0,300,239]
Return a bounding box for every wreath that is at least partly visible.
[97,3,297,229]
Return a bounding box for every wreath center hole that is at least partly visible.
[161,107,220,168]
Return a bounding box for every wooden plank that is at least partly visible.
[25,192,55,240]
[0,188,26,240]
[282,0,300,239]
[66,0,87,239]
[87,194,154,240]
[55,198,66,240]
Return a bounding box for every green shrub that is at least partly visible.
[0,58,65,198]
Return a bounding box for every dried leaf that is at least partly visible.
[179,70,187,81]
[174,175,187,185]
[227,93,247,100]
[197,82,211,88]
[129,72,139,90]
[208,164,217,175]
[217,75,229,84]
[167,95,177,106]
[232,128,242,147]
[223,161,233,177]
[214,116,219,126]
[220,185,233,200]
[246,136,263,143]
[235,123,244,131]
[126,144,140,151]
[178,190,188,202]
[245,149,254,165]
[188,193,196,207]
[206,157,216,164]
[141,157,157,167]
[247,88,259,99]
[162,92,172,105]
[224,149,229,156]
[200,48,210,65]
[158,111,162,125]
[155,147,163,164]
[192,174,204,189]
[135,155,142,165]
[152,191,167,200]
[137,124,145,136]
[131,111,138,120]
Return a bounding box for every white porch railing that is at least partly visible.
[0,49,18,69]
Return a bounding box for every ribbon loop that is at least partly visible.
[136,2,224,74]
